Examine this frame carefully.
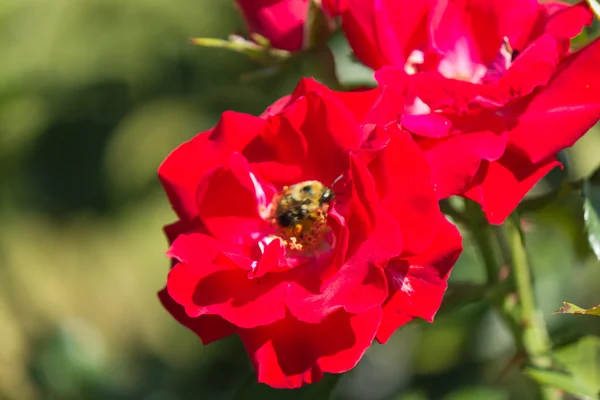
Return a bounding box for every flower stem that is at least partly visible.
[497,217,561,400]
[464,204,560,400]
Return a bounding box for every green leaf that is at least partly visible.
[298,47,343,90]
[553,301,600,316]
[328,32,375,88]
[439,283,487,313]
[582,180,600,260]
[525,368,598,399]
[526,336,600,399]
[555,336,600,396]
[233,373,340,400]
[443,387,509,400]
[395,390,428,400]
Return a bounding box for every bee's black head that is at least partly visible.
[320,188,334,204]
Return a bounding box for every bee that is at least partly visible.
[272,180,334,251]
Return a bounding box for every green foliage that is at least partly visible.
[554,302,600,316]
[583,179,600,260]
[442,387,509,400]
[328,32,376,88]
[525,368,597,399]
[234,373,340,400]
[526,336,600,399]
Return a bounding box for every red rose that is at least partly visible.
[337,0,592,79]
[375,36,600,224]
[234,0,309,51]
[321,0,347,16]
[158,78,462,388]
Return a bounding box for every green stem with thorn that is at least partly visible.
[497,217,560,400]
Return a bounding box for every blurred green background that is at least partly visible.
[0,1,599,399]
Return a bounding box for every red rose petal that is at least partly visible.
[463,150,561,224]
[382,0,432,61]
[497,34,560,101]
[163,218,203,245]
[506,37,600,163]
[429,0,483,62]
[167,232,243,271]
[384,263,448,324]
[544,1,593,42]
[238,308,382,389]
[286,211,398,323]
[422,136,482,200]
[376,217,461,343]
[294,78,388,125]
[250,238,286,278]
[168,260,288,329]
[422,109,508,199]
[368,126,439,255]
[340,1,388,70]
[276,91,363,185]
[196,154,268,245]
[260,95,293,118]
[401,113,452,138]
[235,0,308,51]
[409,72,499,112]
[376,310,413,344]
[342,154,380,253]
[158,288,236,345]
[166,233,287,328]
[159,111,266,221]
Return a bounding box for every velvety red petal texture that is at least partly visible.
[338,0,389,70]
[158,112,266,221]
[420,134,484,200]
[506,37,600,163]
[340,0,433,70]
[377,217,462,343]
[369,18,599,222]
[516,1,566,50]
[158,289,236,345]
[376,311,414,345]
[271,89,363,185]
[322,0,347,16]
[196,153,268,245]
[407,72,499,112]
[401,113,452,138]
[342,154,380,253]
[540,1,593,49]
[495,34,561,102]
[463,151,562,224]
[402,109,508,200]
[238,308,382,389]
[167,233,290,328]
[163,219,201,245]
[368,127,439,255]
[290,78,384,127]
[169,259,290,329]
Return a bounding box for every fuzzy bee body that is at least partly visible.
[272,180,334,251]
